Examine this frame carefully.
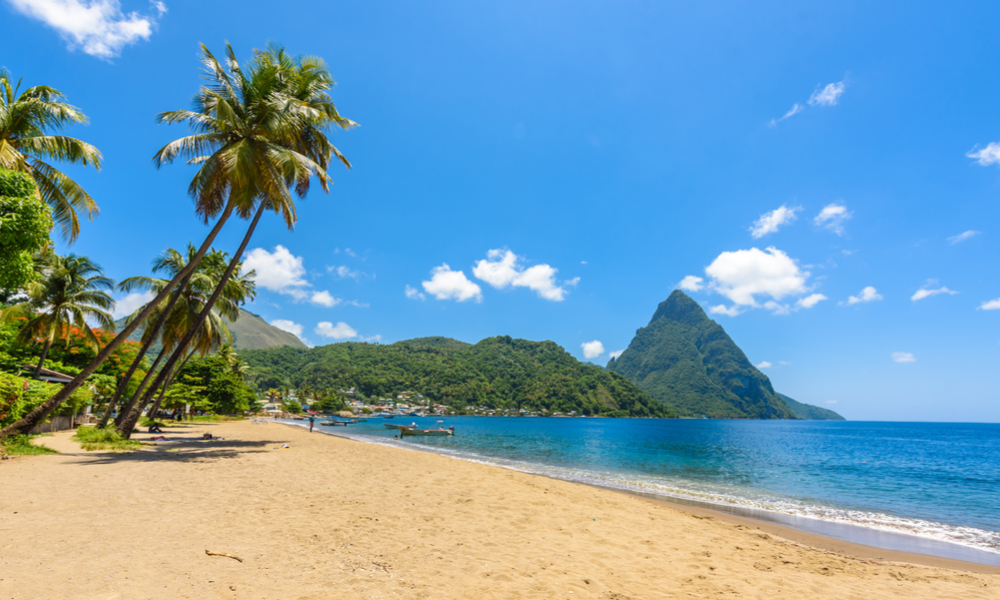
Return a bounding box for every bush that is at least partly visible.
[0,169,53,292]
[71,426,142,452]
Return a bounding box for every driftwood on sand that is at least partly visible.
[205,550,243,563]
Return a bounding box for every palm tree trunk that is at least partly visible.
[113,344,171,428]
[0,202,235,438]
[32,338,54,377]
[119,345,194,437]
[147,350,192,420]
[116,202,267,438]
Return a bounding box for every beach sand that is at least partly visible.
[1,420,997,599]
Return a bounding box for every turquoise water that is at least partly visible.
[287,417,1000,563]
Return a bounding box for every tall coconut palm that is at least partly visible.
[131,43,354,428]
[0,70,102,243]
[0,41,349,438]
[0,254,115,376]
[110,247,255,432]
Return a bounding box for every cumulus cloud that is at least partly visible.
[891,352,916,364]
[472,248,572,301]
[315,321,357,340]
[310,291,341,308]
[948,230,981,245]
[242,246,340,308]
[581,340,605,359]
[8,0,166,59]
[796,293,827,309]
[967,142,1000,166]
[846,286,882,305]
[112,290,153,319]
[705,247,808,307]
[328,265,363,279]
[404,285,425,301]
[750,205,800,239]
[808,81,846,106]
[609,350,625,360]
[814,203,852,235]
[911,282,958,302]
[678,275,704,292]
[709,304,742,317]
[756,361,772,369]
[270,319,303,337]
[422,264,482,302]
[978,298,1000,311]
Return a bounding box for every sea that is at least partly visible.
[281,416,1000,566]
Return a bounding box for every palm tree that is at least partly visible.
[132,43,354,425]
[0,254,115,376]
[0,41,344,438]
[110,247,255,433]
[0,70,102,243]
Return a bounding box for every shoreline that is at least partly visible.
[280,419,1000,573]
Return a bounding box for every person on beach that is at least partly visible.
[308,414,315,433]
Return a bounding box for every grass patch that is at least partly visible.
[189,415,244,423]
[0,434,58,456]
[71,426,143,452]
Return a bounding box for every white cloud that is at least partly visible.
[825,400,838,405]
[814,203,852,235]
[756,361,772,369]
[112,290,153,319]
[808,81,846,106]
[315,321,357,340]
[609,349,624,360]
[472,248,572,301]
[270,319,303,337]
[709,304,742,317]
[8,0,165,60]
[328,265,362,279]
[769,103,804,127]
[796,293,827,309]
[310,291,341,308]
[422,264,482,302]
[361,334,382,343]
[750,205,800,239]
[948,230,981,245]
[846,286,882,305]
[678,275,704,292]
[911,282,958,302]
[705,247,808,307]
[581,340,604,359]
[242,245,308,292]
[967,142,1000,166]
[404,285,426,301]
[891,351,916,364]
[978,298,1000,311]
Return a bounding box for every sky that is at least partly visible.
[4,0,1000,422]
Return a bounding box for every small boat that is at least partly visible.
[320,420,349,426]
[399,425,454,437]
[384,422,419,430]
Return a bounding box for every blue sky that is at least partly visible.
[4,0,1000,421]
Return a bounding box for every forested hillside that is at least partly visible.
[241,336,671,417]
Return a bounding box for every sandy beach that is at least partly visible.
[1,420,997,600]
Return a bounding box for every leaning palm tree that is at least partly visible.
[0,69,102,243]
[0,42,352,438]
[129,43,354,424]
[0,254,115,376]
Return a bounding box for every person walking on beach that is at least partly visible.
[308,414,315,433]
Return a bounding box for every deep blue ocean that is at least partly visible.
[284,417,1000,562]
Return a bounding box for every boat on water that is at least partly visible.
[399,426,454,437]
[384,422,419,430]
[320,420,349,426]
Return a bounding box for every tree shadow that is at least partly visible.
[79,438,290,465]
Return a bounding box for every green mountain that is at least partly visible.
[778,393,845,420]
[240,335,671,418]
[116,308,307,353]
[606,290,797,419]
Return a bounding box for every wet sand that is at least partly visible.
[0,419,996,599]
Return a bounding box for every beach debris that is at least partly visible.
[205,550,243,563]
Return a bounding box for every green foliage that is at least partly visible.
[167,355,256,414]
[241,336,671,418]
[0,433,57,455]
[778,393,845,420]
[71,425,142,452]
[283,400,302,413]
[0,170,53,292]
[0,371,92,427]
[607,290,797,419]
